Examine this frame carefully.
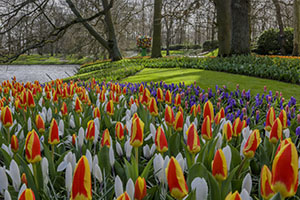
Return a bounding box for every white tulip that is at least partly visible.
[150,123,156,142]
[93,164,102,183]
[59,119,64,136]
[8,160,21,191]
[126,178,135,200]
[183,124,188,142]
[1,144,13,157]
[176,153,185,172]
[125,139,132,159]
[69,115,75,129]
[163,156,170,184]
[116,141,123,156]
[186,116,191,127]
[78,127,84,148]
[109,146,115,167]
[126,120,132,137]
[150,144,156,156]
[242,173,252,194]
[143,145,151,159]
[65,163,72,193]
[222,145,232,171]
[4,190,11,200]
[130,103,137,114]
[191,177,208,200]
[47,108,52,123]
[0,167,8,194]
[94,129,99,144]
[42,157,49,185]
[114,176,123,197]
[240,188,252,200]
[283,128,290,138]
[86,150,93,172]
[27,117,32,131]
[153,153,164,182]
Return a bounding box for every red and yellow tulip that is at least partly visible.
[166,157,188,199]
[1,106,13,128]
[186,124,200,154]
[203,100,214,122]
[269,118,282,144]
[101,129,111,148]
[212,149,227,181]
[233,118,243,137]
[155,126,168,153]
[165,106,174,127]
[130,115,144,147]
[271,140,298,198]
[223,122,233,141]
[27,90,35,108]
[115,122,124,141]
[25,130,42,163]
[278,109,287,129]
[225,191,242,200]
[18,188,36,200]
[35,114,45,134]
[149,97,158,116]
[165,90,172,104]
[265,107,276,131]
[157,88,164,102]
[201,116,212,141]
[134,176,147,200]
[242,129,261,158]
[48,118,60,145]
[174,111,184,131]
[61,102,68,116]
[260,165,274,200]
[174,93,181,107]
[117,192,131,200]
[75,97,83,113]
[71,156,92,200]
[106,100,114,116]
[11,134,19,153]
[86,120,95,141]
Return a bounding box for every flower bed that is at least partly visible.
[0,78,299,199]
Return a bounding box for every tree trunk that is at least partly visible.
[151,0,162,58]
[272,0,286,55]
[293,0,300,56]
[215,0,232,57]
[66,0,122,61]
[231,0,250,55]
[102,0,122,61]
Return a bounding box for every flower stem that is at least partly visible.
[51,144,55,162]
[33,163,39,190]
[6,127,10,144]
[135,147,139,173]
[237,157,249,179]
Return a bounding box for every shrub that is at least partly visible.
[202,40,219,52]
[256,28,294,55]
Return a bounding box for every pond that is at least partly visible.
[0,65,80,83]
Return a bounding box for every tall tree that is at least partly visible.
[151,0,163,58]
[231,0,250,55]
[66,0,122,61]
[272,0,286,55]
[214,0,232,57]
[293,0,300,55]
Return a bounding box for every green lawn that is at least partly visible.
[124,68,300,100]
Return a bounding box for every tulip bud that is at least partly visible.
[61,102,68,116]
[174,111,183,131]
[48,119,60,145]
[27,90,35,108]
[243,129,261,158]
[139,84,144,94]
[86,120,95,141]
[165,157,188,199]
[225,191,242,200]
[141,88,150,105]
[190,104,196,117]
[134,177,147,200]
[186,124,200,154]
[164,106,174,127]
[223,122,233,141]
[233,118,243,137]
[1,106,13,128]
[130,116,144,147]
[72,134,76,146]
[101,129,111,148]
[214,112,222,125]
[269,118,282,144]
[260,165,274,200]
[157,88,164,102]
[212,149,227,182]
[201,116,212,141]
[272,140,298,198]
[11,135,19,153]
[106,100,114,116]
[149,97,158,117]
[265,107,275,131]
[165,90,172,105]
[74,97,82,113]
[174,93,181,107]
[35,114,45,134]
[203,100,214,122]
[278,109,287,129]
[25,130,41,163]
[21,173,27,186]
[115,122,124,141]
[155,126,168,153]
[116,192,131,200]
[71,156,92,200]
[99,90,106,103]
[18,189,35,200]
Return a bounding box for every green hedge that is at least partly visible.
[68,56,300,84]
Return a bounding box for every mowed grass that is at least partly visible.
[124,68,300,100]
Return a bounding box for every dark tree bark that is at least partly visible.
[66,0,122,61]
[293,0,300,56]
[151,0,163,58]
[215,0,232,57]
[231,0,250,55]
[272,0,286,55]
